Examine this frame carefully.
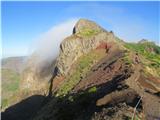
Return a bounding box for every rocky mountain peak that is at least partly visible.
[55,19,120,76]
[73,19,105,34]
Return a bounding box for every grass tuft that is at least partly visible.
[77,28,99,37]
[57,50,106,96]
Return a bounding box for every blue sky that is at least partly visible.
[1,1,159,58]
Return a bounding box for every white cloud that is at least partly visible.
[31,18,78,63]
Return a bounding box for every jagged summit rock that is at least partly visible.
[55,19,119,76]
[73,19,105,34]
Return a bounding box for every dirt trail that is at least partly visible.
[126,61,160,120]
[125,65,141,93]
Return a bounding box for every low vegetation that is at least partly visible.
[77,28,99,37]
[122,52,132,65]
[124,42,160,77]
[88,86,97,93]
[124,42,160,64]
[1,69,20,109]
[57,49,106,96]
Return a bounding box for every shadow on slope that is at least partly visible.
[1,95,46,120]
[31,71,142,120]
[1,79,142,120]
[1,63,141,120]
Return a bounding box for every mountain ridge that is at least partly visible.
[2,19,160,120]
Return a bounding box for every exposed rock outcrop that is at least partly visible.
[73,19,105,34]
[55,19,120,76]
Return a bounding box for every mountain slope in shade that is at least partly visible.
[2,19,160,120]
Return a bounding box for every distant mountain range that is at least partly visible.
[2,56,26,73]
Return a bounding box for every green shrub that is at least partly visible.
[88,87,97,93]
[122,55,132,65]
[1,99,9,108]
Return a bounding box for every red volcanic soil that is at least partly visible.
[73,49,131,92]
[96,42,112,53]
[138,74,160,92]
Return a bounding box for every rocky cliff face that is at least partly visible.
[55,19,120,76]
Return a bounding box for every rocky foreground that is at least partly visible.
[2,19,160,120]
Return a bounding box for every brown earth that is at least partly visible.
[71,49,160,120]
[73,48,130,92]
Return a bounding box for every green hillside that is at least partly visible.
[1,69,20,109]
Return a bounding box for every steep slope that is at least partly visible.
[51,19,123,93]
[55,19,120,76]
